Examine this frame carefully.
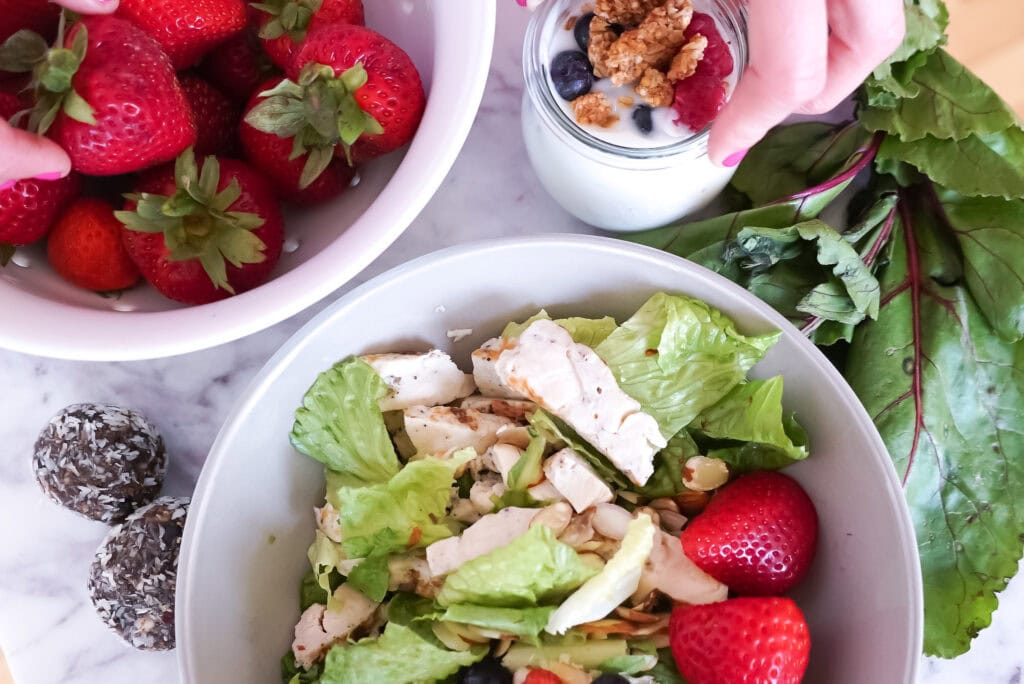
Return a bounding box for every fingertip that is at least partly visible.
[52,0,120,15]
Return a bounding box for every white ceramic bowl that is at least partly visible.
[0,1,494,362]
[178,236,923,683]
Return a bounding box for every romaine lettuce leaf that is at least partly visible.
[320,622,485,684]
[437,523,597,608]
[441,604,555,639]
[595,293,780,439]
[326,450,474,560]
[291,357,400,486]
[308,530,345,606]
[346,552,390,602]
[598,654,658,675]
[545,515,656,634]
[507,433,545,491]
[528,410,632,489]
[690,377,809,470]
[635,430,701,498]
[503,310,618,347]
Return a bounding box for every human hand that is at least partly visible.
[708,0,905,166]
[0,0,119,190]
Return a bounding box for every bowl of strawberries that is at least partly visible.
[0,0,495,360]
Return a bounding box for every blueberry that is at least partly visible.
[632,104,654,134]
[593,675,630,684]
[551,50,594,101]
[574,11,595,50]
[461,658,513,684]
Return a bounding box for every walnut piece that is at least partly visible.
[603,0,694,86]
[572,92,619,127]
[667,33,707,81]
[635,68,673,107]
[594,0,662,26]
[588,16,619,79]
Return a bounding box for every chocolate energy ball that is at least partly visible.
[88,496,189,651]
[33,403,167,523]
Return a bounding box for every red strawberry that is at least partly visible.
[16,16,197,176]
[240,77,355,204]
[116,0,248,69]
[47,197,140,291]
[253,0,364,72]
[669,597,811,684]
[522,669,563,684]
[199,29,278,102]
[117,149,283,305]
[180,74,241,157]
[0,0,59,44]
[287,24,425,163]
[0,174,80,256]
[681,471,818,596]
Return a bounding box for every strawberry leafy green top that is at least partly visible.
[0,20,96,134]
[253,0,323,42]
[114,148,267,293]
[627,0,1024,657]
[244,62,383,187]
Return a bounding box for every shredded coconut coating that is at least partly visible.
[588,15,619,78]
[33,403,167,524]
[594,0,663,26]
[88,497,189,651]
[572,92,619,127]
[668,33,707,81]
[604,0,694,85]
[635,68,674,106]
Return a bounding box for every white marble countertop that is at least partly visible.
[1,3,1022,683]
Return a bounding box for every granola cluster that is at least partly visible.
[572,92,620,127]
[572,0,710,124]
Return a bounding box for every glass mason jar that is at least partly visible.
[521,0,749,232]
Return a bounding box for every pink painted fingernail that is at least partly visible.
[0,180,16,192]
[516,0,528,6]
[33,171,66,181]
[723,148,748,167]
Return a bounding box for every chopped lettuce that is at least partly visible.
[281,650,322,684]
[599,654,659,675]
[437,524,597,608]
[648,648,687,684]
[308,530,345,606]
[507,433,545,491]
[636,430,701,498]
[503,310,618,347]
[502,638,629,671]
[690,377,809,470]
[440,604,555,639]
[595,293,780,439]
[299,567,331,610]
[545,515,656,635]
[346,552,390,602]
[529,409,632,490]
[320,622,485,684]
[326,449,474,560]
[291,357,400,486]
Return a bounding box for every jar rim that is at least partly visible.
[522,0,749,162]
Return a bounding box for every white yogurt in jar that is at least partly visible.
[521,0,748,231]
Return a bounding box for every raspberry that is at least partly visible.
[672,71,727,131]
[685,12,734,80]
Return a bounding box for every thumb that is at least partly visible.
[706,0,828,166]
[52,0,120,14]
[0,121,72,186]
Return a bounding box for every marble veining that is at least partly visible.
[1,3,1022,682]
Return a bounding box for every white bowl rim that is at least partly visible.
[0,1,496,363]
[177,234,923,682]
